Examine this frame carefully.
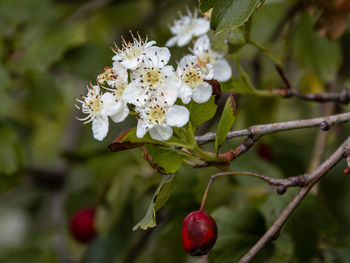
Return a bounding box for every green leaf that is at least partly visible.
[215,93,236,152]
[189,96,217,128]
[199,0,259,33]
[144,145,184,174]
[133,174,176,230]
[209,26,247,54]
[109,128,187,152]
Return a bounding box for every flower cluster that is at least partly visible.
[76,9,232,142]
[166,9,232,82]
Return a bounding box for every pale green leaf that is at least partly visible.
[189,96,217,128]
[215,93,236,152]
[133,174,176,230]
[145,145,184,174]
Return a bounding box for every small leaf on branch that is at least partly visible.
[143,145,185,174]
[133,174,176,230]
[189,96,217,128]
[215,93,237,152]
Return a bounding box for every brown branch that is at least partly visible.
[272,65,350,104]
[237,136,350,263]
[195,112,350,145]
[200,171,309,211]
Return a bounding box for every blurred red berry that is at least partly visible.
[181,210,218,256]
[69,208,97,243]
[257,143,272,161]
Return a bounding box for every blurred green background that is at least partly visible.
[1,0,350,262]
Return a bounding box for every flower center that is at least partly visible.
[115,84,127,99]
[148,105,166,124]
[182,68,204,88]
[144,69,162,86]
[97,68,116,85]
[88,97,102,113]
[200,53,215,64]
[125,45,143,59]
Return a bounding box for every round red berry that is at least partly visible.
[181,210,218,256]
[69,207,97,243]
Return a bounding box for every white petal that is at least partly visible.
[145,40,156,48]
[192,82,212,103]
[179,84,192,104]
[179,55,197,68]
[136,120,148,138]
[213,59,232,82]
[193,34,210,55]
[166,105,189,127]
[204,63,214,80]
[122,83,147,106]
[165,36,178,47]
[121,57,140,70]
[161,66,179,106]
[112,62,128,82]
[101,93,122,116]
[192,18,210,36]
[92,115,109,141]
[149,124,173,141]
[144,47,170,68]
[110,103,129,123]
[177,33,193,47]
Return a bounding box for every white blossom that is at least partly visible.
[177,55,214,104]
[123,46,179,107]
[112,32,155,70]
[76,84,127,141]
[166,8,210,48]
[97,63,130,124]
[135,98,189,141]
[192,35,232,82]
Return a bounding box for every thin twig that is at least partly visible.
[272,65,350,104]
[195,112,350,145]
[238,136,350,263]
[200,171,308,211]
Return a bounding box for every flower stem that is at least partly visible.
[200,171,270,211]
[247,38,282,66]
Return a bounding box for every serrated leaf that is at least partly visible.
[133,174,176,230]
[189,96,217,128]
[215,93,236,152]
[144,145,184,174]
[199,0,259,33]
[109,128,187,152]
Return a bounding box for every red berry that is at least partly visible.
[181,210,218,256]
[69,208,97,243]
[256,143,272,161]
